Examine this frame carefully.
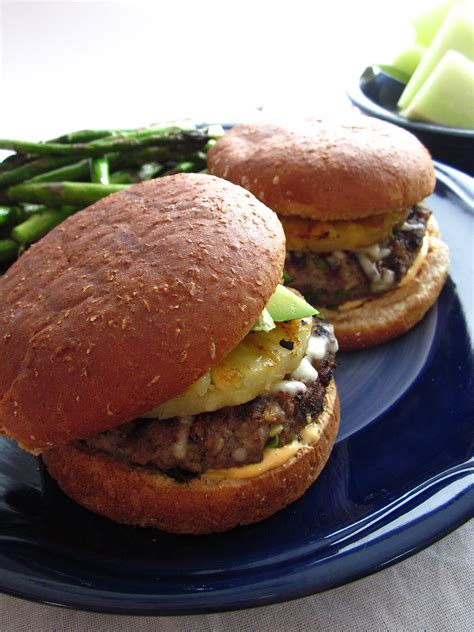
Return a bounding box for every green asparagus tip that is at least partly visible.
[11,207,75,246]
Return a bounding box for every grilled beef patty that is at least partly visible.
[81,322,337,478]
[285,206,430,306]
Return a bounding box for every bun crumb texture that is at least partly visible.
[208,117,436,220]
[0,174,285,452]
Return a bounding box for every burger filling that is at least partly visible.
[284,205,430,307]
[81,321,337,480]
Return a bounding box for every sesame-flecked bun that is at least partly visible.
[43,380,339,534]
[0,174,285,452]
[320,217,449,350]
[208,118,436,220]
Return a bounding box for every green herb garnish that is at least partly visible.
[313,256,329,272]
[266,434,280,449]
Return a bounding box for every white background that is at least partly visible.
[0,0,430,139]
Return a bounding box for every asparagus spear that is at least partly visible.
[48,122,194,144]
[0,131,113,174]
[0,205,24,228]
[0,127,210,157]
[0,156,78,188]
[11,207,76,245]
[29,158,91,184]
[7,182,128,206]
[0,124,194,172]
[0,238,18,262]
[108,170,138,185]
[30,152,124,184]
[0,123,224,257]
[30,148,180,185]
[48,129,120,144]
[0,150,153,188]
[0,135,209,188]
[108,161,164,184]
[89,157,110,185]
[108,148,195,176]
[161,161,199,176]
[0,152,30,172]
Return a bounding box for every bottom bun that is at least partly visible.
[319,217,449,350]
[43,380,340,534]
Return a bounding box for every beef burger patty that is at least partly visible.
[82,322,337,477]
[285,206,430,307]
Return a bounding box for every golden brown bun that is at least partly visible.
[43,381,339,534]
[320,218,449,350]
[208,117,435,220]
[0,174,285,453]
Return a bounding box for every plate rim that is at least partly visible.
[346,66,474,139]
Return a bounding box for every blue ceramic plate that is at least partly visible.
[0,164,472,615]
[346,66,474,176]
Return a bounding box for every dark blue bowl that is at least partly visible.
[347,66,474,176]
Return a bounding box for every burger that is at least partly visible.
[207,117,450,350]
[0,173,339,534]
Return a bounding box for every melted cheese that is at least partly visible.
[300,422,322,444]
[399,234,429,288]
[306,334,331,360]
[172,417,193,460]
[290,357,318,384]
[271,330,332,394]
[336,235,429,313]
[359,243,391,260]
[271,379,307,395]
[203,440,303,480]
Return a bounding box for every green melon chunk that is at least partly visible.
[398,5,474,109]
[266,285,318,322]
[400,50,474,128]
[388,41,427,81]
[411,0,460,47]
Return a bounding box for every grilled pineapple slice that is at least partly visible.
[281,208,408,253]
[144,318,313,419]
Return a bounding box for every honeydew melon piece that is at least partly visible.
[411,0,460,47]
[389,41,427,81]
[400,50,474,128]
[398,5,474,109]
[373,21,417,84]
[377,64,412,85]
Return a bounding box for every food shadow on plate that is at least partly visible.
[0,442,358,581]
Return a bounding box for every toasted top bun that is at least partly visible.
[208,117,436,221]
[0,174,285,452]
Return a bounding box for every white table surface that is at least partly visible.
[0,2,472,630]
